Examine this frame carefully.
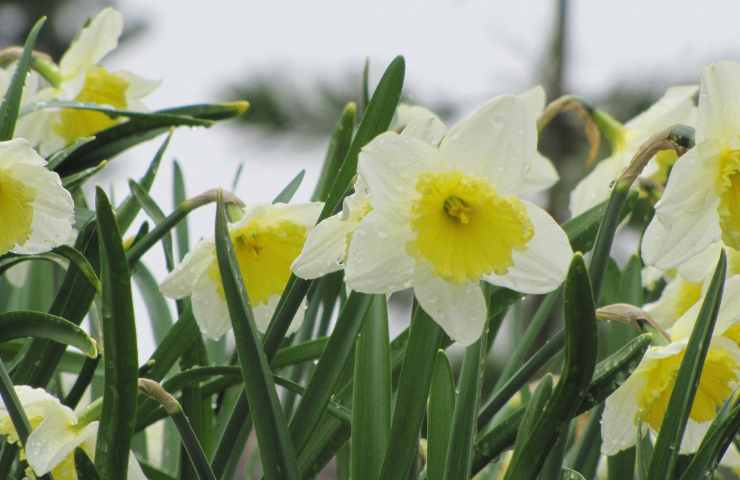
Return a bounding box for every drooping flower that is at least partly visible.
[602,277,740,455]
[643,61,740,270]
[292,88,560,286]
[161,202,322,340]
[0,386,145,480]
[570,85,697,216]
[16,8,159,156]
[0,138,74,256]
[333,92,572,345]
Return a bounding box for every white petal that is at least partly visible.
[358,132,438,211]
[9,162,74,255]
[127,452,148,480]
[0,138,46,168]
[252,294,306,334]
[292,213,351,279]
[677,242,723,282]
[26,414,95,476]
[642,145,721,270]
[569,152,628,217]
[266,202,323,227]
[60,8,123,78]
[345,210,415,294]
[679,420,712,454]
[715,276,740,337]
[115,70,161,104]
[0,386,57,411]
[191,269,231,340]
[517,86,546,118]
[15,107,65,157]
[520,152,559,195]
[601,372,646,455]
[394,104,447,145]
[644,276,693,330]
[440,94,535,194]
[484,201,572,294]
[697,61,740,142]
[625,85,698,143]
[413,267,487,346]
[160,239,215,299]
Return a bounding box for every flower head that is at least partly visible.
[328,90,572,345]
[0,138,74,256]
[570,85,697,216]
[161,202,322,339]
[16,8,159,155]
[643,61,740,270]
[0,386,144,480]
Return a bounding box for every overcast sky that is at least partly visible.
[71,0,740,357]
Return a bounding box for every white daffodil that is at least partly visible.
[161,202,322,340]
[337,92,572,345]
[292,88,559,283]
[570,85,697,216]
[16,8,159,156]
[0,138,74,256]
[643,61,740,270]
[0,386,145,480]
[602,278,740,456]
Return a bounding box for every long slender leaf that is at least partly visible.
[0,17,44,140]
[679,399,740,479]
[0,311,97,357]
[129,179,175,270]
[427,350,455,480]
[94,188,139,480]
[273,169,305,203]
[213,193,299,480]
[312,103,356,202]
[74,449,101,480]
[132,262,174,344]
[648,250,727,479]
[173,160,190,260]
[351,295,390,480]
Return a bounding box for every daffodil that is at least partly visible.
[16,8,159,156]
[643,61,740,270]
[292,88,560,284]
[570,85,697,216]
[0,386,145,479]
[337,92,572,345]
[161,202,322,339]
[602,278,740,455]
[0,138,74,256]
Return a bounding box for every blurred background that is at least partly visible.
[3,0,738,476]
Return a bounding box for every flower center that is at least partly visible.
[54,66,129,144]
[408,170,533,284]
[638,346,738,430]
[208,219,308,305]
[717,149,740,250]
[0,169,36,254]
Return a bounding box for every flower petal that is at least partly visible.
[520,152,559,195]
[440,94,535,195]
[191,269,231,340]
[569,152,628,217]
[394,104,447,145]
[292,212,351,279]
[642,144,721,270]
[160,239,215,299]
[517,86,545,118]
[252,294,306,334]
[413,267,487,346]
[358,132,439,211]
[601,371,646,455]
[484,200,572,294]
[0,138,46,168]
[345,210,415,294]
[60,8,123,78]
[26,413,95,476]
[697,61,740,142]
[625,85,698,143]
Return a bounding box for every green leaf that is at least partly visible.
[273,169,306,203]
[509,374,554,467]
[94,188,139,480]
[607,447,636,480]
[25,100,212,125]
[0,245,100,292]
[312,103,356,202]
[74,448,101,480]
[46,137,93,170]
[132,262,174,344]
[172,160,190,260]
[0,310,97,357]
[55,102,247,175]
[129,179,175,270]
[213,193,299,480]
[561,468,586,480]
[274,375,352,424]
[378,304,444,479]
[443,315,491,479]
[427,350,455,480]
[351,295,391,480]
[562,192,636,253]
[62,161,108,190]
[138,305,198,382]
[289,291,372,453]
[635,428,653,480]
[680,399,740,479]
[272,337,328,370]
[504,254,598,480]
[0,17,45,140]
[648,250,727,479]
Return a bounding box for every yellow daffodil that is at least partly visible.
[643,61,740,270]
[333,91,572,345]
[161,202,322,340]
[570,86,697,216]
[0,138,74,256]
[0,386,145,480]
[16,8,159,155]
[602,278,740,456]
[293,88,560,289]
